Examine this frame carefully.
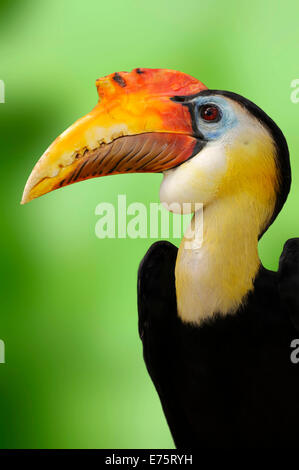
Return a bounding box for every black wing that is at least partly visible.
[278,238,299,331]
[138,238,299,449]
[138,241,191,447]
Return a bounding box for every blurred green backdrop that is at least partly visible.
[0,0,299,449]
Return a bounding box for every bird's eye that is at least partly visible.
[200,104,221,122]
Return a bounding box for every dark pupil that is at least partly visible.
[202,105,218,121]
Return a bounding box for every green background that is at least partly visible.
[0,0,299,449]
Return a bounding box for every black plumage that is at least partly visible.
[138,239,299,448]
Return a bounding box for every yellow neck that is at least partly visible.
[175,194,268,324]
[175,126,279,324]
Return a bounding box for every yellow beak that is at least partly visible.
[21,68,207,204]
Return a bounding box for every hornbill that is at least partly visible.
[22,68,299,448]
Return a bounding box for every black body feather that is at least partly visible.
[138,240,299,448]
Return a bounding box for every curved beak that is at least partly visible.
[21,68,207,204]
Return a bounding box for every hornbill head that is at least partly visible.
[21,68,290,237]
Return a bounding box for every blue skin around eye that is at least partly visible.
[193,95,238,140]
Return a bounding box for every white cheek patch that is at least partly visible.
[190,141,227,174]
[160,141,227,209]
